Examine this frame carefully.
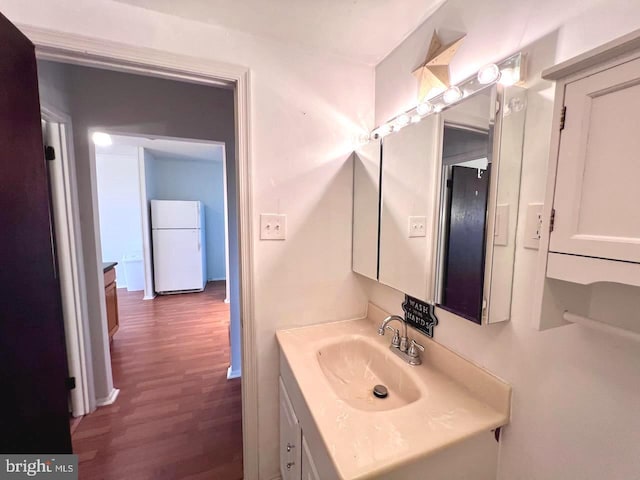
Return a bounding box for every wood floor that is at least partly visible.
[72,282,243,480]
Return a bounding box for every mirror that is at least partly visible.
[434,88,495,323]
[377,115,439,299]
[352,140,381,280]
[433,85,526,324]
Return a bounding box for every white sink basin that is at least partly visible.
[317,337,421,411]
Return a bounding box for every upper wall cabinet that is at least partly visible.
[550,57,640,266]
[534,31,640,331]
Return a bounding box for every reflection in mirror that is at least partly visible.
[439,123,492,322]
[378,116,439,301]
[486,85,527,323]
[434,85,526,324]
[352,140,381,280]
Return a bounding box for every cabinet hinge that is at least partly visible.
[65,377,76,390]
[45,145,56,161]
[549,208,556,233]
[559,106,567,131]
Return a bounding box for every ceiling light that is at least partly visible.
[477,64,500,85]
[443,86,463,104]
[499,68,518,86]
[416,102,433,115]
[92,132,112,147]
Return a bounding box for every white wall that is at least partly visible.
[95,146,143,288]
[146,151,227,281]
[0,1,374,477]
[371,1,640,479]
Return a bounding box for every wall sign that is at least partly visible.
[402,294,438,338]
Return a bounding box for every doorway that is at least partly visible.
[36,54,250,478]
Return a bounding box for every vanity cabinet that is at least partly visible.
[279,378,302,480]
[301,436,320,480]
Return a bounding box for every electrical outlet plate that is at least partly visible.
[408,216,427,238]
[260,214,286,240]
[524,203,544,250]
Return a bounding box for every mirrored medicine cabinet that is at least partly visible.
[352,83,527,325]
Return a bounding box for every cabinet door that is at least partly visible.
[105,280,119,338]
[279,378,301,480]
[550,56,640,263]
[301,435,320,480]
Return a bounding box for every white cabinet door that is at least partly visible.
[550,56,640,263]
[301,435,321,480]
[279,378,301,480]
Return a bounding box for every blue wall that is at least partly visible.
[146,150,226,281]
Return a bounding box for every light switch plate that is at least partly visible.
[494,204,509,246]
[524,203,544,250]
[408,216,427,238]
[260,214,286,240]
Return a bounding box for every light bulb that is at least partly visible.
[477,64,500,85]
[92,132,112,147]
[499,68,518,86]
[410,114,421,124]
[396,114,410,126]
[416,102,433,115]
[443,86,462,104]
[373,124,391,138]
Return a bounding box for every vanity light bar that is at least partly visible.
[371,52,524,140]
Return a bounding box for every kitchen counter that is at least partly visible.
[103,261,117,273]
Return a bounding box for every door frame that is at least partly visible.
[41,107,93,418]
[23,25,259,479]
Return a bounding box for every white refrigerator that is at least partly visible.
[151,200,206,294]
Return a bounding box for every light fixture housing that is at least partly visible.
[367,52,523,140]
[477,64,500,85]
[92,132,112,147]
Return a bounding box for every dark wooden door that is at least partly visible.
[442,165,491,324]
[0,12,72,453]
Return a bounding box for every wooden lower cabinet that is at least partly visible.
[104,267,119,340]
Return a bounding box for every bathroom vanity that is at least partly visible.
[277,304,511,479]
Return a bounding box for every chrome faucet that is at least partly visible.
[378,314,425,366]
[378,315,409,352]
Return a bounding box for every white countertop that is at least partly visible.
[276,303,511,480]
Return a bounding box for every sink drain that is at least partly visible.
[373,384,388,399]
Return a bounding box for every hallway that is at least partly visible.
[72,282,243,479]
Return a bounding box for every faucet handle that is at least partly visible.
[389,327,401,348]
[408,339,425,357]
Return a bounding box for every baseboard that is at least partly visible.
[143,293,156,300]
[224,298,230,304]
[227,366,241,380]
[96,388,120,407]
